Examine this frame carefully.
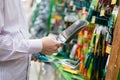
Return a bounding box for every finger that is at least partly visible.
[56,41,64,48]
[47,49,58,55]
[52,46,59,52]
[43,50,53,55]
[53,49,58,53]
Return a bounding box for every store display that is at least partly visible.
[30,0,50,38]
[69,44,77,59]
[62,59,81,69]
[30,0,119,80]
[34,54,83,64]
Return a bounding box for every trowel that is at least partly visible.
[33,19,88,63]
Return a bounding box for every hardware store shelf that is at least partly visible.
[50,55,86,80]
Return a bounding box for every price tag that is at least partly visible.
[64,16,68,21]
[91,16,96,24]
[82,7,86,13]
[111,0,117,4]
[100,9,105,16]
[70,1,73,6]
[64,8,67,13]
[73,5,76,11]
[51,18,55,24]
[106,45,111,54]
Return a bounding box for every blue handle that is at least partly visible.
[32,53,49,61]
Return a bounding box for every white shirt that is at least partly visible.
[0,0,43,80]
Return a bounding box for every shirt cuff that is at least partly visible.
[28,39,43,54]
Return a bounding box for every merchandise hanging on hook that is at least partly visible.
[83,25,110,80]
[87,8,114,26]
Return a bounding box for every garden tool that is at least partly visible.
[33,20,88,62]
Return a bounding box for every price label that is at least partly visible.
[100,9,105,16]
[51,18,55,24]
[111,0,117,4]
[91,16,96,24]
[82,7,86,13]
[73,5,76,11]
[106,45,111,54]
[70,1,73,6]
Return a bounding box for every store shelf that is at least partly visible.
[30,0,120,80]
[51,55,87,80]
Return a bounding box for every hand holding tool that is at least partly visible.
[33,19,88,62]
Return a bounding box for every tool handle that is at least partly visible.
[32,53,49,61]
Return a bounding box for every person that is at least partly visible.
[0,0,61,80]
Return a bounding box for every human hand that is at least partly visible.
[41,37,62,55]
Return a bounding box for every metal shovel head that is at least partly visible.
[57,20,88,43]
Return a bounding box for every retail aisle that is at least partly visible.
[21,1,56,80]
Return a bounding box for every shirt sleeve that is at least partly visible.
[0,0,43,61]
[0,34,43,61]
